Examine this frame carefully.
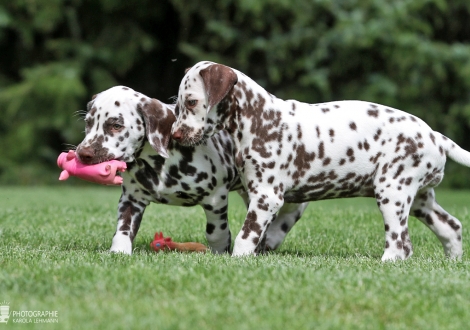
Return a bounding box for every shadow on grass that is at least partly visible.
[132,238,384,260]
[266,249,382,260]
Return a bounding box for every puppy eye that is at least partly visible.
[112,124,123,130]
[186,99,197,107]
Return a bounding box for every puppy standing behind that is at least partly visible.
[171,61,470,261]
[75,86,308,254]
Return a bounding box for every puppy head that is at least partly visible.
[76,86,175,164]
[172,62,237,146]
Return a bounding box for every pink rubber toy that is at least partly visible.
[57,150,127,185]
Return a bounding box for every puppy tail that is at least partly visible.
[443,134,470,168]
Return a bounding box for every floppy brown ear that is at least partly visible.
[199,64,238,111]
[137,99,176,158]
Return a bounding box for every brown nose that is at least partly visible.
[77,146,95,164]
[172,129,182,140]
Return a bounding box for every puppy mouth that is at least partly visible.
[172,128,207,146]
[76,151,118,165]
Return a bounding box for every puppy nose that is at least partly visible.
[172,129,182,140]
[77,146,95,163]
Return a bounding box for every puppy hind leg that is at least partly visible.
[203,200,232,254]
[265,202,309,251]
[410,188,463,259]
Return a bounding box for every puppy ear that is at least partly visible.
[199,64,238,112]
[137,99,176,158]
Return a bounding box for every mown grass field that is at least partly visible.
[1,186,470,329]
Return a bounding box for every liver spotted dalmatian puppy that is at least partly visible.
[75,86,307,254]
[171,61,470,261]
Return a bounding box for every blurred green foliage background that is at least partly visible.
[1,0,470,186]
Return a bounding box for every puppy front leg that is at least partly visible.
[232,192,284,256]
[110,192,149,255]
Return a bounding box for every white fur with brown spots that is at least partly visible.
[171,61,470,261]
[75,86,307,254]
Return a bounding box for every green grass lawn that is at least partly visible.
[1,186,470,329]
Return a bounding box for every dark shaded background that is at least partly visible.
[1,0,470,186]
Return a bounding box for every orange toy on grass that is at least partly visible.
[150,232,208,253]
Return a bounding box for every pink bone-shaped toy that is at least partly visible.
[57,150,127,185]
